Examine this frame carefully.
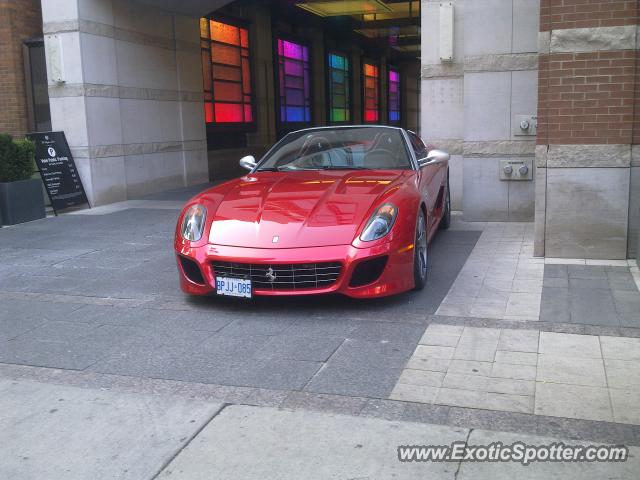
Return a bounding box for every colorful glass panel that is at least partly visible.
[328,53,350,123]
[388,69,400,124]
[277,39,311,123]
[363,63,379,123]
[201,18,253,124]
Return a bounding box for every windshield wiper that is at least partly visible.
[256,167,279,172]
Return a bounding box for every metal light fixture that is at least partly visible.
[296,0,392,17]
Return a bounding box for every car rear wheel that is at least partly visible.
[413,210,428,290]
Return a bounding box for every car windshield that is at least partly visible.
[257,127,413,171]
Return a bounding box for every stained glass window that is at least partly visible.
[277,39,311,123]
[388,69,400,124]
[363,63,379,123]
[328,53,350,123]
[200,18,253,124]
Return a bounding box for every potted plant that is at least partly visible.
[0,134,45,226]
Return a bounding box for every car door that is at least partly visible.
[407,131,441,231]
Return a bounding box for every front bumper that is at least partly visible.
[175,239,416,298]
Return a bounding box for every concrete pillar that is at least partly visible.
[42,0,208,206]
[534,1,638,259]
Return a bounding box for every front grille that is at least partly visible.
[212,261,342,290]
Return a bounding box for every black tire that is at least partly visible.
[413,210,428,290]
[439,170,451,230]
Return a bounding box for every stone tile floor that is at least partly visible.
[435,223,543,321]
[541,264,640,327]
[395,215,640,425]
[390,324,640,424]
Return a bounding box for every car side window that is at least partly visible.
[408,132,428,159]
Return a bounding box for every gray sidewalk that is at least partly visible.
[2,376,639,480]
[1,187,639,478]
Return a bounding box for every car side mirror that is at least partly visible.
[239,155,257,171]
[419,149,450,167]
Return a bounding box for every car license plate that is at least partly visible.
[215,277,252,298]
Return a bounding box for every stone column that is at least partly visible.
[421,0,540,218]
[42,0,209,206]
[535,0,638,259]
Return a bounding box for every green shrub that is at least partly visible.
[0,134,36,183]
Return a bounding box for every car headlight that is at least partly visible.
[360,203,397,242]
[180,204,207,241]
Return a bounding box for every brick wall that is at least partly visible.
[540,0,637,31]
[538,50,636,145]
[0,0,43,137]
[537,0,639,147]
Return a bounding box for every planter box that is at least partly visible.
[0,178,45,225]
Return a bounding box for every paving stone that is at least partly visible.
[424,324,464,336]
[511,278,543,293]
[304,364,403,399]
[280,391,367,415]
[534,382,613,422]
[434,387,533,414]
[448,359,493,376]
[219,318,295,336]
[0,317,47,342]
[14,321,100,343]
[494,350,537,365]
[323,339,413,369]
[405,356,451,372]
[447,407,538,434]
[418,333,460,347]
[475,286,510,302]
[568,265,607,279]
[544,264,568,279]
[397,369,445,387]
[604,358,640,390]
[460,326,501,341]
[348,321,427,344]
[436,304,473,316]
[608,276,639,291]
[389,383,439,403]
[539,286,570,323]
[443,373,535,396]
[538,332,602,358]
[414,345,455,360]
[399,402,451,424]
[569,278,610,289]
[536,354,606,387]
[600,336,640,361]
[490,363,537,381]
[609,389,640,425]
[452,346,496,362]
[468,301,507,318]
[544,277,569,288]
[497,329,539,352]
[255,335,344,362]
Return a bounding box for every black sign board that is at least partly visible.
[27,131,89,213]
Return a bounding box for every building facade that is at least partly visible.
[0,0,638,260]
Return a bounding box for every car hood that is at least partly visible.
[204,170,412,248]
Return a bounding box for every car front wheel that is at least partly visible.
[413,210,428,290]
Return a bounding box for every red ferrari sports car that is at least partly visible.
[175,126,450,299]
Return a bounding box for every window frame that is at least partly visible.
[326,49,352,125]
[274,34,313,134]
[361,60,380,124]
[200,15,256,133]
[387,66,401,126]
